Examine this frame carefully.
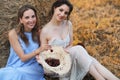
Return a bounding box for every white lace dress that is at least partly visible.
[48,33,95,80]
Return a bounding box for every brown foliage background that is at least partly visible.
[0,0,120,79]
[70,0,120,78]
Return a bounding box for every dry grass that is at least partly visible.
[70,0,120,78]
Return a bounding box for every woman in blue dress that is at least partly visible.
[0,4,51,80]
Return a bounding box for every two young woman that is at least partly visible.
[0,0,119,80]
[39,0,119,80]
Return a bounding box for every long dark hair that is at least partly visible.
[49,0,73,20]
[16,4,40,45]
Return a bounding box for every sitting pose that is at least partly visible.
[0,4,51,80]
[39,0,120,80]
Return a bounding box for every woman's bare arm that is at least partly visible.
[8,29,42,62]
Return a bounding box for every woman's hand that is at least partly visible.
[35,44,51,62]
[34,44,51,56]
[39,44,51,52]
[63,46,72,53]
[63,48,69,53]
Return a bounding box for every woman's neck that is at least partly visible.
[50,17,63,27]
[24,27,32,32]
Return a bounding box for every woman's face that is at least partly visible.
[54,4,70,22]
[20,9,36,32]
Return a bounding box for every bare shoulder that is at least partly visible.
[8,29,18,39]
[41,23,50,35]
[64,20,72,26]
[67,20,72,27]
[64,20,73,33]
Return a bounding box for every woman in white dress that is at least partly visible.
[39,0,120,80]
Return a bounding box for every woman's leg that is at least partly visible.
[89,63,105,80]
[92,59,119,80]
[68,45,105,80]
[67,45,119,80]
[74,45,119,80]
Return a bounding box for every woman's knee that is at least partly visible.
[73,45,85,50]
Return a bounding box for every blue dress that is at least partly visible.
[0,32,45,80]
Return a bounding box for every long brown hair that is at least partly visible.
[16,4,40,45]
